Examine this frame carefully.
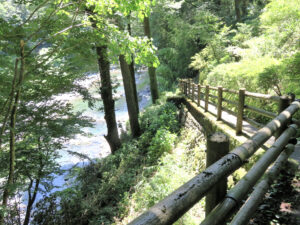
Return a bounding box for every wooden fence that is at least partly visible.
[179,79,296,136]
[128,80,300,225]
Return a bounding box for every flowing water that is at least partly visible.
[22,69,150,209]
[53,69,151,190]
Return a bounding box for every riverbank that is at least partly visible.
[56,68,151,167]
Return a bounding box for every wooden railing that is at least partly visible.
[127,80,300,225]
[179,79,294,136]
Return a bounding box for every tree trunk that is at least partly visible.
[215,0,221,6]
[0,59,19,148]
[127,20,139,114]
[23,137,43,225]
[241,0,248,17]
[119,55,141,137]
[143,16,159,104]
[1,41,25,225]
[23,178,40,225]
[96,45,121,153]
[235,0,241,22]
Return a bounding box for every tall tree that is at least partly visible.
[127,16,139,114]
[143,16,159,104]
[96,45,121,152]
[86,0,159,140]
[119,55,141,137]
[116,15,140,137]
[235,0,241,22]
[87,7,122,153]
[241,0,248,17]
[0,1,94,223]
[1,40,25,225]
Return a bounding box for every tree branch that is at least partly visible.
[26,23,85,57]
[20,0,51,27]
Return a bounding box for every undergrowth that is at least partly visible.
[32,97,208,225]
[249,161,300,225]
[120,125,207,225]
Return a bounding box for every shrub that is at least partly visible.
[147,128,176,161]
[206,56,279,92]
[32,101,181,225]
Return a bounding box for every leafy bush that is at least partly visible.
[156,64,176,91]
[122,127,207,225]
[140,102,179,134]
[206,56,279,92]
[257,52,300,96]
[32,100,181,225]
[260,0,300,54]
[148,128,176,161]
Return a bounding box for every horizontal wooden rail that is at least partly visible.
[208,94,218,99]
[243,116,264,128]
[128,102,300,225]
[223,88,239,94]
[201,125,298,225]
[245,91,281,102]
[230,144,295,225]
[244,105,276,119]
[222,98,238,106]
[179,79,292,134]
[208,101,217,107]
[209,86,218,91]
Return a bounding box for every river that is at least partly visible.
[52,68,151,191]
[22,69,151,211]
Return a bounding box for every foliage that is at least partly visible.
[260,0,300,55]
[0,0,299,224]
[150,0,222,88]
[206,56,279,92]
[86,0,160,67]
[121,127,207,225]
[32,100,181,224]
[190,0,300,97]
[139,101,179,134]
[249,162,300,225]
[148,128,176,161]
[258,53,300,97]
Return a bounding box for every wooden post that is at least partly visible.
[275,95,290,139]
[205,85,209,112]
[127,103,300,225]
[190,79,192,98]
[289,93,295,102]
[192,83,195,102]
[179,80,182,92]
[236,88,245,135]
[188,79,191,97]
[205,132,229,219]
[197,84,201,106]
[217,86,223,120]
